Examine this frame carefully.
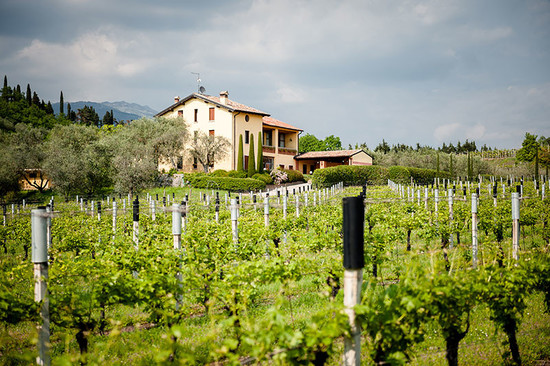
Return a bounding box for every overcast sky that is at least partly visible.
[1,0,549,149]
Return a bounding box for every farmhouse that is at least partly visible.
[294,149,373,175]
[155,91,302,172]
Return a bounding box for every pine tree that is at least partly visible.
[26,84,32,105]
[257,131,263,174]
[248,133,256,177]
[237,134,244,172]
[59,91,64,114]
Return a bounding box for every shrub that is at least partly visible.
[227,170,247,179]
[284,169,304,183]
[252,173,273,185]
[186,175,266,192]
[408,167,451,185]
[210,169,229,177]
[388,166,411,184]
[312,165,389,187]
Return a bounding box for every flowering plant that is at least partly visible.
[270,169,288,185]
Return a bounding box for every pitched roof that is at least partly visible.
[155,93,270,117]
[294,149,371,160]
[262,116,302,132]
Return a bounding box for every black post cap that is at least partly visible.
[343,196,365,270]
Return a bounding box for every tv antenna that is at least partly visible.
[191,72,205,94]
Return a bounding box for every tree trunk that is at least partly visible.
[445,328,467,366]
[504,320,522,365]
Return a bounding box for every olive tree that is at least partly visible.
[107,117,189,193]
[189,131,231,173]
[43,125,112,197]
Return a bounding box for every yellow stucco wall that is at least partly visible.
[350,151,373,165]
[157,95,301,172]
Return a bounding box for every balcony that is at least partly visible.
[278,147,297,155]
[263,146,275,154]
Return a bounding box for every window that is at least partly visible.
[194,109,198,122]
[289,165,293,170]
[209,107,215,121]
[245,115,249,122]
[279,164,285,169]
[264,130,273,146]
[263,157,274,170]
[209,129,215,136]
[278,132,286,148]
[303,165,307,174]
[245,130,249,144]
[177,110,183,117]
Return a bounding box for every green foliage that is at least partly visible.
[257,131,263,174]
[210,169,229,177]
[312,165,390,187]
[248,133,256,177]
[251,173,273,184]
[237,134,244,172]
[227,170,247,179]
[516,132,539,162]
[299,133,343,153]
[408,167,451,185]
[283,168,304,183]
[388,166,411,184]
[186,175,266,191]
[77,105,100,127]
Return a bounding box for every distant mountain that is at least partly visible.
[52,101,157,122]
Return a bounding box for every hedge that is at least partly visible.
[388,166,411,184]
[312,165,389,187]
[312,165,453,187]
[408,167,451,185]
[283,169,305,183]
[185,175,266,192]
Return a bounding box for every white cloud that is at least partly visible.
[434,123,461,141]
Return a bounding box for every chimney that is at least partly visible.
[220,91,228,105]
[174,96,180,103]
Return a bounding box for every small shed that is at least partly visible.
[294,149,373,175]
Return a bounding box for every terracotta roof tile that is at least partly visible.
[295,149,370,159]
[196,93,269,115]
[262,116,302,131]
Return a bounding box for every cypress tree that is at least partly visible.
[2,75,6,89]
[535,144,539,179]
[248,133,256,177]
[60,91,64,114]
[237,134,244,172]
[257,131,263,174]
[467,152,472,180]
[26,84,32,105]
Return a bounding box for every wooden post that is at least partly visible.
[342,196,364,366]
[512,192,520,261]
[471,193,478,268]
[32,207,50,366]
[283,195,287,220]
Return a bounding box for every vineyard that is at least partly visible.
[1,181,550,365]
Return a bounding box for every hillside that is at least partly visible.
[52,101,157,122]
